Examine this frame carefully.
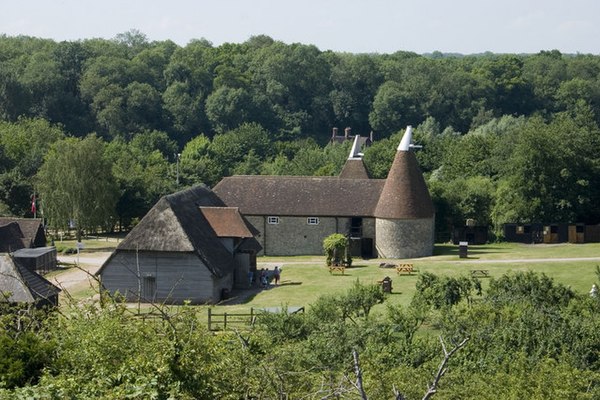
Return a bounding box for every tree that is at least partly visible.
[0,118,65,216]
[205,86,253,133]
[105,133,176,230]
[207,123,272,181]
[323,233,350,266]
[36,135,118,238]
[369,81,418,137]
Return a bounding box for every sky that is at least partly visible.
[2,0,600,55]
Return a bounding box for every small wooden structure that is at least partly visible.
[378,276,393,293]
[0,254,60,307]
[0,217,46,252]
[503,223,594,244]
[12,246,57,275]
[208,306,304,331]
[329,263,347,274]
[396,263,414,275]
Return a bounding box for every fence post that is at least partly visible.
[223,312,227,330]
[208,308,212,331]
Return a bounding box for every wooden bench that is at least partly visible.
[470,269,490,278]
[396,263,414,275]
[329,264,346,274]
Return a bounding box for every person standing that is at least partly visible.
[273,266,281,285]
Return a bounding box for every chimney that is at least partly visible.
[345,127,351,138]
[332,127,338,138]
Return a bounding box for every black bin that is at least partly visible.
[459,241,468,258]
[380,277,392,293]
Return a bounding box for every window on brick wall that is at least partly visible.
[268,216,280,224]
[307,217,320,225]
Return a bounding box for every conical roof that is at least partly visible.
[339,159,370,179]
[339,134,371,179]
[375,126,434,219]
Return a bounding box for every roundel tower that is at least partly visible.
[375,126,435,258]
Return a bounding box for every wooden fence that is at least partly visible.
[207,306,305,331]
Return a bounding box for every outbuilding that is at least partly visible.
[97,185,261,304]
[0,254,60,307]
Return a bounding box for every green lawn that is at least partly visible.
[53,234,124,253]
[207,242,600,318]
[58,241,600,322]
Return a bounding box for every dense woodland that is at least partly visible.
[1,31,600,237]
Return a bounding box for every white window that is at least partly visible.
[307,217,320,225]
[268,216,280,225]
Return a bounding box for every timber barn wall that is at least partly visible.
[101,250,229,304]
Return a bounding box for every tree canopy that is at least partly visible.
[0,32,599,234]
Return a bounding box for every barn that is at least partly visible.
[214,126,435,258]
[97,185,261,304]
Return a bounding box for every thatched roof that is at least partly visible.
[374,149,434,219]
[0,218,45,249]
[213,176,385,217]
[0,254,60,305]
[100,185,259,278]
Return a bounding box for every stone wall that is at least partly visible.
[375,217,435,259]
[246,215,381,256]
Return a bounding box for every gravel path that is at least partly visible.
[48,252,600,291]
[51,252,111,289]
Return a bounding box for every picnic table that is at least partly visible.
[329,263,346,274]
[396,263,415,275]
[470,269,490,278]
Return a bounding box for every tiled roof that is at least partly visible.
[0,218,45,248]
[213,176,384,217]
[375,150,434,219]
[339,159,371,179]
[0,222,26,252]
[200,207,254,238]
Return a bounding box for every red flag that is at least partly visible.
[31,195,36,214]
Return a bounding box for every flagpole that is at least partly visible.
[32,191,37,219]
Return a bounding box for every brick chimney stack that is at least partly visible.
[332,127,338,138]
[344,127,351,138]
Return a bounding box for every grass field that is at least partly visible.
[204,242,600,321]
[56,240,600,321]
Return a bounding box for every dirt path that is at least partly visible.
[51,252,111,289]
[49,252,600,292]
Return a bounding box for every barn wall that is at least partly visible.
[245,215,377,256]
[100,251,229,304]
[219,237,234,253]
[234,252,250,288]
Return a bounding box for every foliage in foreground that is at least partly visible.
[2,271,600,399]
